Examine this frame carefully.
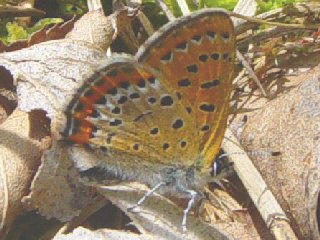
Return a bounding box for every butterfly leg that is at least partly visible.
[182,190,197,232]
[128,181,166,211]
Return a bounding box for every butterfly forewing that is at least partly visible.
[136,9,235,169]
[66,56,201,166]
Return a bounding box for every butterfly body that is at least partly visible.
[65,8,235,229]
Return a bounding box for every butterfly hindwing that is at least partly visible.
[136,9,236,169]
[66,56,201,166]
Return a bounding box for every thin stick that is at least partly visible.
[236,50,268,97]
[155,0,176,21]
[176,0,190,16]
[230,11,320,30]
[0,6,45,17]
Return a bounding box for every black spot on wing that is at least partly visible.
[200,80,220,89]
[172,119,184,129]
[160,95,174,107]
[117,96,128,104]
[178,78,192,87]
[109,119,122,126]
[129,93,140,99]
[176,42,187,51]
[186,64,198,73]
[199,103,215,112]
[106,69,118,77]
[199,54,209,62]
[107,88,117,96]
[211,53,220,60]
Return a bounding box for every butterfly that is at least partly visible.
[65,8,235,230]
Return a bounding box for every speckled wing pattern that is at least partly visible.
[65,9,235,170]
[65,56,201,166]
[136,9,236,169]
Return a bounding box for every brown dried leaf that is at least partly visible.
[0,39,106,132]
[66,7,139,51]
[22,142,94,222]
[0,39,109,227]
[0,5,141,237]
[0,110,51,238]
[53,227,149,240]
[239,64,320,239]
[0,17,77,53]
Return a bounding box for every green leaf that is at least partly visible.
[6,21,28,43]
[27,18,63,34]
[257,0,302,14]
[58,0,88,16]
[204,0,238,11]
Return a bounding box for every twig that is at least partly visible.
[232,0,257,25]
[236,50,268,97]
[0,6,45,17]
[87,0,103,11]
[155,0,175,21]
[176,0,190,15]
[137,11,155,37]
[222,128,298,240]
[237,26,314,48]
[230,11,320,30]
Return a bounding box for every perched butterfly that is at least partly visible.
[65,8,235,230]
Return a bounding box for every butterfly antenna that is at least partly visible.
[218,150,281,160]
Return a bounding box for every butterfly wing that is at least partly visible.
[65,56,201,167]
[136,9,236,169]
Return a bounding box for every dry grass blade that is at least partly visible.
[230,11,320,30]
[0,5,45,17]
[236,50,268,97]
[155,0,175,21]
[176,0,190,15]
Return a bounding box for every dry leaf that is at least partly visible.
[22,142,94,222]
[0,110,51,238]
[0,17,77,53]
[53,227,149,240]
[239,64,320,239]
[66,7,139,51]
[0,6,139,235]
